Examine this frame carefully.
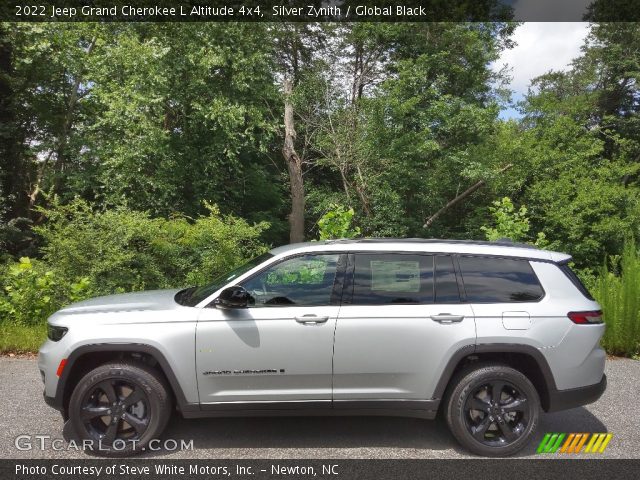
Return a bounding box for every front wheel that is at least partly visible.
[68,361,172,456]
[444,364,540,457]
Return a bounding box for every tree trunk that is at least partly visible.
[354,164,371,216]
[351,43,363,105]
[338,166,351,201]
[282,78,305,243]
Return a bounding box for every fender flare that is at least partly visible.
[432,343,557,409]
[52,343,197,413]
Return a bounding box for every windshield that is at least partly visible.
[175,252,273,307]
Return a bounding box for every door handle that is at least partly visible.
[295,315,329,325]
[431,314,465,324]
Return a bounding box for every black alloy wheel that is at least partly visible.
[81,378,150,445]
[464,380,530,447]
[69,361,172,456]
[445,364,540,457]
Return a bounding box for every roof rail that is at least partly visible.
[325,237,539,250]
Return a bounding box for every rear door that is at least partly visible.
[332,253,476,405]
[458,255,554,347]
[457,256,555,347]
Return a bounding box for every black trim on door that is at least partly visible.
[330,253,348,305]
[432,254,464,303]
[452,255,467,302]
[183,399,438,419]
[199,400,330,411]
[341,253,356,305]
[333,399,439,411]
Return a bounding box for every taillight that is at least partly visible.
[568,310,603,324]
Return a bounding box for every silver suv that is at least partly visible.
[39,239,606,457]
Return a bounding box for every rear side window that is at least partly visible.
[559,263,595,300]
[352,254,434,304]
[459,257,544,303]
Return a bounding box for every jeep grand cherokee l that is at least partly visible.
[38,239,606,456]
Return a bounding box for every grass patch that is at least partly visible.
[0,322,46,354]
[594,240,640,358]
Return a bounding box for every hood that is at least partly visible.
[57,289,181,315]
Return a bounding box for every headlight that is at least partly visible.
[47,325,68,342]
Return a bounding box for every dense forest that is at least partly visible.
[0,22,639,354]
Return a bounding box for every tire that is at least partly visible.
[444,363,540,457]
[68,361,172,457]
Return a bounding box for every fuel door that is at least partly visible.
[502,311,531,330]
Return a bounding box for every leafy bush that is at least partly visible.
[0,257,90,325]
[593,240,640,357]
[34,199,269,296]
[481,197,549,248]
[317,204,361,240]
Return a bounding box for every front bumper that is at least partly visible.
[43,391,59,409]
[546,374,607,412]
[39,338,68,416]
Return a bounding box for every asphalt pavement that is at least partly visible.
[1,357,638,459]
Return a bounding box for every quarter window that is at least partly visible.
[241,254,339,307]
[352,254,434,305]
[459,257,544,302]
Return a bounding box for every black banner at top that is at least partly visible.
[1,0,640,22]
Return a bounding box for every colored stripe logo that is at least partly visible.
[537,433,613,454]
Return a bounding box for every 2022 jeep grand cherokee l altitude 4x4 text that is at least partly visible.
[38,239,606,457]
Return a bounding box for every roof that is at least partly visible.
[269,238,571,263]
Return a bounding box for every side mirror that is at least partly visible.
[215,285,250,309]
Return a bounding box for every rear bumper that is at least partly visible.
[546,374,606,412]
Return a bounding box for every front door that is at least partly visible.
[333,253,476,404]
[196,253,344,405]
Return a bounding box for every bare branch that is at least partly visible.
[423,164,513,229]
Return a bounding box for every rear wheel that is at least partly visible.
[68,361,172,456]
[445,364,540,457]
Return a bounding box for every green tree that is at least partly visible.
[355,23,516,237]
[301,23,516,239]
[0,23,287,246]
[80,24,280,218]
[507,23,640,266]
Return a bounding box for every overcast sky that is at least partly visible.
[493,22,590,119]
[510,0,592,21]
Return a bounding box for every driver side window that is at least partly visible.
[241,254,340,307]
